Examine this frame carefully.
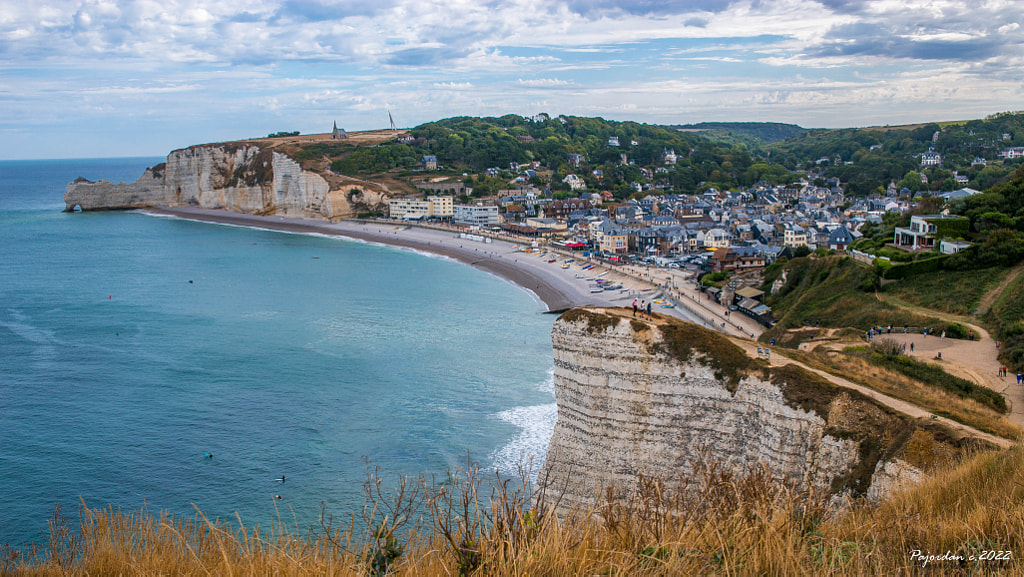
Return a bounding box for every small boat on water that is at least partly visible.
[590,288,604,293]
[561,263,570,269]
[564,258,575,264]
[548,258,557,263]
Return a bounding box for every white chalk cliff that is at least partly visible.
[537,309,973,512]
[64,144,386,219]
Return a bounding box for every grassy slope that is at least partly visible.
[763,256,966,341]
[782,346,1021,440]
[882,267,1010,315]
[7,445,1023,575]
[986,272,1024,370]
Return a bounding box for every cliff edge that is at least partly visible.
[537,308,986,512]
[64,143,387,219]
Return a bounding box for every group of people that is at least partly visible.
[632,298,653,320]
[998,366,1024,384]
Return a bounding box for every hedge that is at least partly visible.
[882,255,949,280]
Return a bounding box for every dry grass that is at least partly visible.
[779,346,1024,441]
[6,446,1024,576]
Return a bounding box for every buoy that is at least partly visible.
[189,280,193,284]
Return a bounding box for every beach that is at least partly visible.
[145,207,706,322]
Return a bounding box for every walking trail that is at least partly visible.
[601,308,1013,448]
[870,287,1024,429]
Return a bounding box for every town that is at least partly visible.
[375,117,1023,327]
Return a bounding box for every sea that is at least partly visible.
[0,158,557,547]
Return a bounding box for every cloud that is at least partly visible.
[432,81,472,89]
[561,0,733,17]
[517,78,574,87]
[2,0,1024,159]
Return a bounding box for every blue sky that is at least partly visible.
[1,0,1022,159]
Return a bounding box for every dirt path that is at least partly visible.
[599,308,1014,447]
[977,263,1024,314]
[731,339,1014,448]
[875,291,990,339]
[872,293,1024,427]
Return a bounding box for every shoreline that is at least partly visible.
[143,207,650,313]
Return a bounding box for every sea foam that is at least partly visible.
[490,369,557,481]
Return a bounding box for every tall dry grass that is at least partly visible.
[779,345,1024,441]
[4,447,1024,575]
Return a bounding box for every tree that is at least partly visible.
[898,171,922,193]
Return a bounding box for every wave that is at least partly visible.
[490,369,557,481]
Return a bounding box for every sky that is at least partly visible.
[1,0,1023,159]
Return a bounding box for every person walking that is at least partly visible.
[910,342,914,353]
[646,301,652,320]
[632,298,638,318]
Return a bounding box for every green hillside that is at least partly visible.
[674,121,807,144]
[307,114,787,199]
[764,111,1024,195]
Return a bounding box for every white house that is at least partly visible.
[562,174,587,191]
[920,151,942,167]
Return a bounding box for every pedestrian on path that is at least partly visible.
[910,342,914,353]
[1017,373,1022,385]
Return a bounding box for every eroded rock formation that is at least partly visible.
[64,144,387,219]
[537,309,982,512]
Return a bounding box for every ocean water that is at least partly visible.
[0,158,557,547]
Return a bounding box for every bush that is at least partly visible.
[945,229,1024,270]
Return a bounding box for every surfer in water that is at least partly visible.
[275,475,285,483]
[203,452,213,459]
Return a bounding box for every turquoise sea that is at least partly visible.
[0,158,556,547]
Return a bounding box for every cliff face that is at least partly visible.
[537,309,976,512]
[65,144,387,219]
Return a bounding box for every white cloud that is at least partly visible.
[432,82,473,89]
[516,78,574,87]
[1,0,1024,158]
